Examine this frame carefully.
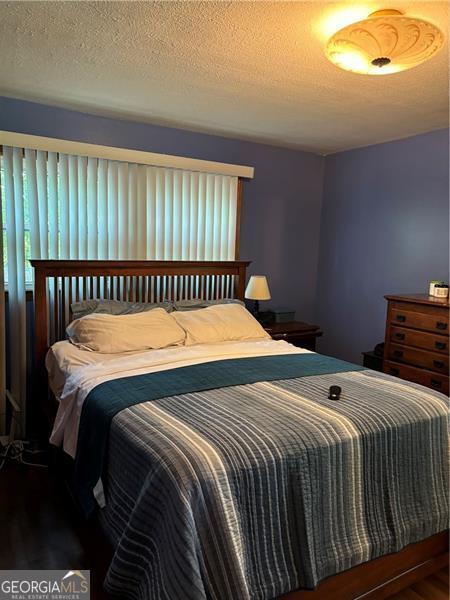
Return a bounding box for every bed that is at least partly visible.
[31,259,449,600]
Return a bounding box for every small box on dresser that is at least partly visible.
[383,294,449,395]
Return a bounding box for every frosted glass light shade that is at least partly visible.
[245,276,271,300]
[326,9,444,75]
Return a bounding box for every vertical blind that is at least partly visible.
[1,146,239,434]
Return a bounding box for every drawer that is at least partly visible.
[390,327,448,354]
[384,361,449,395]
[389,308,449,335]
[387,343,449,374]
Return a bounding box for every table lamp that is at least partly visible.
[245,275,271,318]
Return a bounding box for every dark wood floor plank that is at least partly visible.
[410,579,449,600]
[434,569,450,585]
[390,568,449,600]
[428,574,450,595]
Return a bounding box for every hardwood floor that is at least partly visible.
[0,463,448,600]
[390,569,450,600]
[0,462,111,599]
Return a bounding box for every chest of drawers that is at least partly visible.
[383,294,449,395]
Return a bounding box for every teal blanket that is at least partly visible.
[73,353,364,516]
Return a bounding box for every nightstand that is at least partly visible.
[264,321,322,351]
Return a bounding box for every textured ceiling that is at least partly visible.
[0,1,448,154]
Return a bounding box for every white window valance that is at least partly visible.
[0,131,254,179]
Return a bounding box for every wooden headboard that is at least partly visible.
[31,259,250,386]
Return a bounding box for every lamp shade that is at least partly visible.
[245,275,271,300]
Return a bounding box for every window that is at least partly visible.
[0,141,245,434]
[1,148,240,286]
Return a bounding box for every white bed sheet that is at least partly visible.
[48,339,310,459]
[46,341,155,400]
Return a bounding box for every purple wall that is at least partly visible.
[315,129,449,363]
[1,98,448,365]
[0,97,325,321]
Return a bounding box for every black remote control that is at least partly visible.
[328,385,342,400]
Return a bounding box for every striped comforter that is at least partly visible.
[97,365,448,600]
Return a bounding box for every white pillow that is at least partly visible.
[172,303,270,346]
[66,308,186,353]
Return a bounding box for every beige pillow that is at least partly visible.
[172,303,270,346]
[66,308,186,353]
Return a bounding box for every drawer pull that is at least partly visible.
[396,314,406,323]
[435,341,446,350]
[436,321,448,331]
[390,367,399,376]
[430,379,442,389]
[393,349,403,358]
[394,332,405,341]
[433,360,444,369]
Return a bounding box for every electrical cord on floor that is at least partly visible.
[0,440,48,470]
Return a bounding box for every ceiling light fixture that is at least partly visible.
[326,9,444,75]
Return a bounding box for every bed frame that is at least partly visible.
[31,259,449,600]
